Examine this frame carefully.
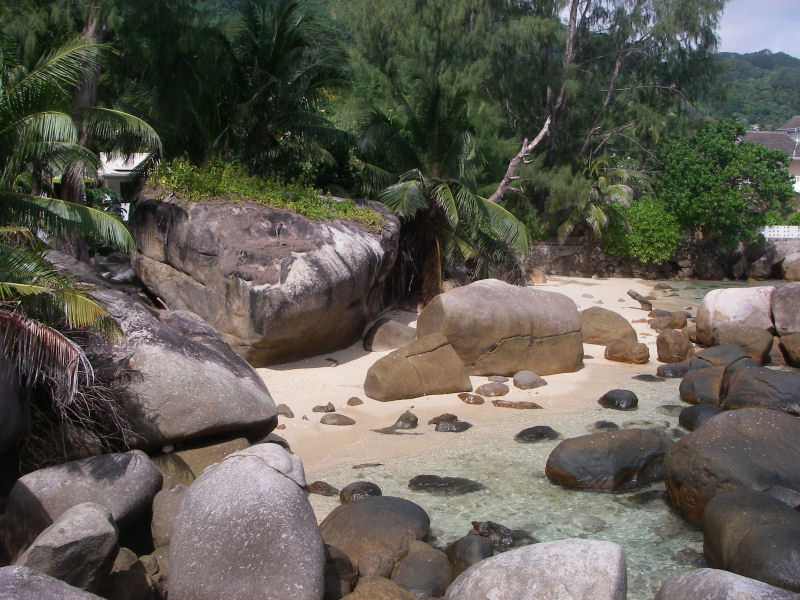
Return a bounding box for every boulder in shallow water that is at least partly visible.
[169,444,324,600]
[703,489,800,592]
[696,287,775,347]
[319,496,430,568]
[663,408,800,524]
[679,366,726,405]
[415,279,583,376]
[657,329,693,363]
[545,429,672,491]
[364,334,472,401]
[679,404,723,431]
[390,540,452,598]
[407,475,485,495]
[654,568,800,600]
[443,539,627,600]
[723,366,800,416]
[340,481,382,504]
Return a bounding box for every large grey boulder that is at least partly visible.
[47,251,278,450]
[363,319,416,352]
[579,307,637,345]
[703,489,800,592]
[545,429,672,492]
[655,569,800,600]
[169,443,324,600]
[773,283,800,366]
[443,539,626,600]
[14,503,118,591]
[130,193,400,366]
[0,350,22,455]
[724,365,800,415]
[364,335,472,401]
[1,451,161,561]
[416,279,583,376]
[0,565,106,599]
[664,408,800,524]
[696,287,775,347]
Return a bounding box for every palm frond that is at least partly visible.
[74,106,162,155]
[473,195,531,256]
[0,310,92,407]
[379,177,430,218]
[431,182,459,229]
[0,191,135,252]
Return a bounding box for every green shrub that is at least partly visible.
[786,211,800,226]
[149,159,384,228]
[603,197,681,264]
[763,210,786,226]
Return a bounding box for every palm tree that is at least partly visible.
[360,77,530,303]
[0,38,138,416]
[222,0,349,179]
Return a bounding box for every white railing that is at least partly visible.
[760,225,800,239]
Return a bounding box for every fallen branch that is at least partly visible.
[487,116,551,204]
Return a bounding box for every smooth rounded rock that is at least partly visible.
[446,536,494,577]
[319,496,430,567]
[679,366,726,405]
[604,340,649,364]
[679,404,724,431]
[514,426,559,443]
[654,568,800,600]
[321,413,356,426]
[598,389,638,411]
[342,577,414,599]
[475,382,509,397]
[408,475,485,495]
[363,319,417,352]
[443,539,626,600]
[546,429,672,492]
[512,370,547,390]
[696,287,775,347]
[0,565,105,599]
[151,484,187,548]
[458,393,484,405]
[723,366,800,416]
[580,307,638,345]
[391,540,452,598]
[664,408,800,524]
[657,329,693,363]
[340,481,382,504]
[169,444,324,600]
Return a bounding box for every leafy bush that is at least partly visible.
[149,159,384,228]
[604,197,681,264]
[763,210,785,226]
[786,211,800,226]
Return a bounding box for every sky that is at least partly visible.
[716,0,800,59]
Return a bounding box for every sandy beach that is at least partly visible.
[257,276,695,498]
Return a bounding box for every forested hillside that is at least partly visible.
[702,50,800,130]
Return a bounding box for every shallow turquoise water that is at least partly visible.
[311,376,704,600]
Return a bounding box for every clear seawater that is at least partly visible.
[308,376,704,600]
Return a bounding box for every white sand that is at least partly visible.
[256,276,694,487]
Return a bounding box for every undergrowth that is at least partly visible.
[149,159,384,229]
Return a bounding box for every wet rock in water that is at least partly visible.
[664,408,800,524]
[351,462,382,469]
[703,489,800,592]
[614,489,668,509]
[428,413,458,425]
[391,540,452,598]
[657,404,686,417]
[657,361,694,378]
[669,548,706,568]
[514,426,560,443]
[344,577,414,599]
[339,481,382,504]
[362,318,416,352]
[695,344,751,369]
[443,539,627,600]
[678,404,723,431]
[347,396,364,406]
[605,340,650,364]
[513,370,547,390]
[492,399,542,409]
[475,382,509,397]
[546,429,673,492]
[654,568,800,600]
[588,420,619,432]
[320,414,356,426]
[695,287,775,347]
[458,393,485,405]
[319,496,430,567]
[679,366,726,405]
[446,535,494,577]
[408,475,485,496]
[568,512,609,534]
[313,402,335,413]
[666,427,685,439]
[468,521,514,548]
[488,375,509,383]
[723,365,800,416]
[655,283,674,291]
[308,480,340,497]
[622,419,670,434]
[436,420,472,433]
[277,403,295,418]
[579,307,638,345]
[633,374,665,382]
[598,389,638,411]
